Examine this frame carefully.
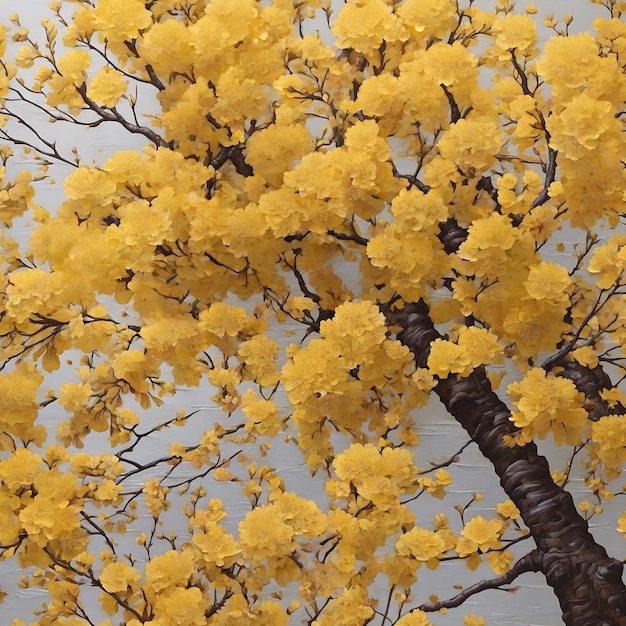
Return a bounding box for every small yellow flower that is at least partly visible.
[496,500,521,520]
[460,516,504,553]
[100,561,141,594]
[396,528,446,562]
[87,67,128,107]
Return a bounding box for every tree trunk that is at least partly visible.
[387,301,626,626]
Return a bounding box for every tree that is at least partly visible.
[0,0,625,624]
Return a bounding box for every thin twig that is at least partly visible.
[77,85,170,149]
[418,550,541,612]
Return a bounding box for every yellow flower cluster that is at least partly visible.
[587,234,626,289]
[331,0,406,56]
[455,515,515,574]
[427,326,504,378]
[330,443,418,511]
[592,416,626,479]
[507,368,588,445]
[239,491,326,582]
[395,527,446,565]
[282,300,420,470]
[396,610,433,626]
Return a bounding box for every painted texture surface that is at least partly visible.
[0,2,624,625]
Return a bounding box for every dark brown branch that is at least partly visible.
[418,549,541,612]
[204,251,245,274]
[438,218,468,254]
[210,145,254,176]
[386,300,626,626]
[0,111,78,167]
[568,231,599,277]
[229,147,254,177]
[441,84,462,123]
[284,252,321,306]
[80,511,117,552]
[505,52,557,211]
[123,41,166,92]
[76,85,171,149]
[417,438,473,474]
[327,229,368,246]
[531,147,558,208]
[541,283,621,370]
[43,547,144,621]
[391,162,431,193]
[510,51,532,97]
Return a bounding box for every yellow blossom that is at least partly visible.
[237,334,280,387]
[58,382,93,412]
[241,389,282,437]
[398,0,457,40]
[313,586,374,626]
[396,609,433,626]
[536,32,620,100]
[152,587,209,625]
[592,416,626,478]
[459,515,504,553]
[0,363,43,426]
[199,302,251,338]
[87,67,128,107]
[524,261,572,304]
[496,500,520,520]
[91,0,152,42]
[331,0,405,55]
[332,443,417,510]
[396,528,446,563]
[438,118,503,173]
[238,505,297,562]
[143,478,170,517]
[492,13,538,52]
[145,549,195,593]
[547,95,621,160]
[0,448,43,490]
[486,548,514,575]
[19,471,82,541]
[428,327,503,378]
[192,525,240,568]
[100,561,141,594]
[508,368,588,445]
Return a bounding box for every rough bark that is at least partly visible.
[387,300,626,626]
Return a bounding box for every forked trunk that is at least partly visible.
[388,301,626,626]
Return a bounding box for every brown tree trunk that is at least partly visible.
[387,301,626,626]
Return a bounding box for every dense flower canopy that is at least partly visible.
[0,0,625,625]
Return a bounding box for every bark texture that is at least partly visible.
[387,300,626,626]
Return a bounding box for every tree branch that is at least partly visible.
[531,146,558,208]
[76,85,171,149]
[386,300,626,626]
[418,549,541,612]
